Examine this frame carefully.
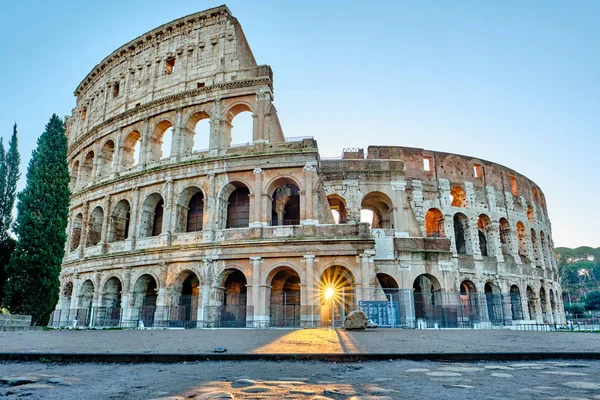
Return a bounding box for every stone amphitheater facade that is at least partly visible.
[53,5,565,328]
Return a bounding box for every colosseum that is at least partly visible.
[51,5,565,329]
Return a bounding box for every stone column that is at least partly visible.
[90,271,102,327]
[251,168,264,226]
[100,195,111,253]
[250,257,265,323]
[203,173,216,241]
[111,131,121,178]
[69,273,80,325]
[302,255,316,326]
[78,201,90,258]
[197,258,214,326]
[126,187,141,250]
[139,118,150,166]
[302,163,316,223]
[161,179,174,245]
[121,267,132,325]
[153,264,168,327]
[391,181,409,237]
[469,215,483,260]
[491,220,505,263]
[360,250,375,302]
[171,108,183,159]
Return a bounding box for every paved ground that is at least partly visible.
[0,328,598,355]
[2,359,600,399]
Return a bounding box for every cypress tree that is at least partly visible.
[3,115,70,325]
[2,124,21,241]
[0,139,6,234]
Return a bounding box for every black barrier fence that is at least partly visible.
[49,288,563,329]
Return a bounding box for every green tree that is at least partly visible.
[2,115,70,325]
[1,124,21,241]
[584,290,600,310]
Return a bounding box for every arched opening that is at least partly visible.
[70,213,83,251]
[453,213,472,255]
[220,269,247,327]
[175,187,204,233]
[86,206,104,247]
[425,208,445,238]
[484,282,504,324]
[361,192,393,229]
[510,285,524,320]
[80,151,94,185]
[516,221,528,258]
[97,140,115,178]
[132,274,158,327]
[320,265,356,326]
[450,186,467,207]
[460,280,478,324]
[539,287,549,323]
[531,229,540,265]
[139,193,164,237]
[183,111,211,153]
[109,200,130,242]
[271,183,300,226]
[70,161,79,189]
[477,214,493,257]
[225,184,250,229]
[170,271,200,328]
[499,218,511,256]
[527,204,535,223]
[77,280,94,326]
[413,274,442,326]
[526,286,537,320]
[120,130,141,169]
[227,104,253,146]
[327,194,347,224]
[148,120,174,162]
[269,268,301,327]
[101,277,122,326]
[374,273,401,327]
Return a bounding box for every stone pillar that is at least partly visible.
[172,108,183,159]
[491,220,505,263]
[251,168,264,227]
[121,267,132,325]
[139,118,150,166]
[391,181,409,237]
[161,179,174,245]
[90,271,102,327]
[126,188,141,250]
[302,162,316,223]
[100,195,111,253]
[78,201,90,258]
[250,257,266,323]
[111,131,121,178]
[302,255,316,326]
[469,215,482,260]
[360,250,375,302]
[91,142,100,182]
[153,264,168,327]
[69,273,80,324]
[203,173,216,241]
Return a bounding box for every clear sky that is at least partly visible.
[0,0,598,248]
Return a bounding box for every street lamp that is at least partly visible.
[325,286,335,328]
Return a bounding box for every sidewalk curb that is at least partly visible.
[1,352,600,363]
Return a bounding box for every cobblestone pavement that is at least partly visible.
[2,359,600,399]
[1,328,599,354]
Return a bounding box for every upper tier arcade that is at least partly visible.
[66,5,282,152]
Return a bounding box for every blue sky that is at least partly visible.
[0,1,598,247]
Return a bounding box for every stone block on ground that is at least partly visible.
[343,310,368,330]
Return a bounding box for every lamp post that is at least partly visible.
[325,286,334,329]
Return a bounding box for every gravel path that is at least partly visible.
[0,328,598,355]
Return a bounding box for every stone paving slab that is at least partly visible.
[0,329,598,356]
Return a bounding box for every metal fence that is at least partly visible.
[49,288,565,330]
